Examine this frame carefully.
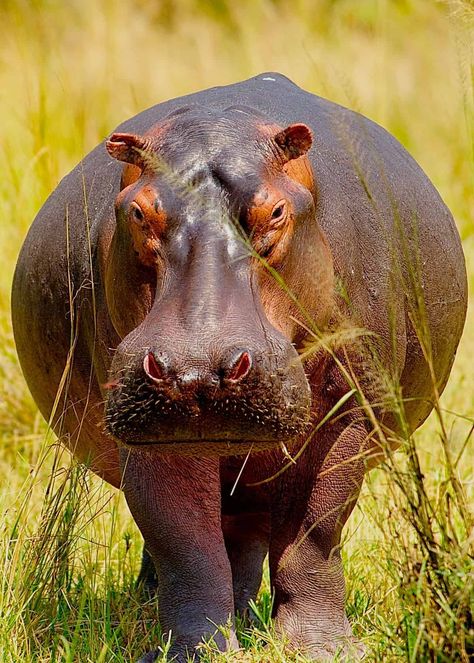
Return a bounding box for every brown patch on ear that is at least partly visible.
[274,123,313,161]
[283,155,315,193]
[105,134,150,166]
[259,122,314,173]
[106,132,154,167]
[120,163,142,189]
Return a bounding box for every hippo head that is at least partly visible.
[103,106,334,454]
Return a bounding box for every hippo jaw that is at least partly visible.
[102,107,334,454]
[104,338,312,453]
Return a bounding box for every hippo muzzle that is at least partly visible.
[105,334,311,452]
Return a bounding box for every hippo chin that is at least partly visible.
[12,73,466,662]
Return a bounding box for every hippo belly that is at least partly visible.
[11,73,467,661]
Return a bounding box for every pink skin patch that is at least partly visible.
[143,351,165,382]
[227,351,252,382]
[102,379,121,391]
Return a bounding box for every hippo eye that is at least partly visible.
[270,200,287,225]
[131,202,144,222]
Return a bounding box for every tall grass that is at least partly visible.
[0,1,472,661]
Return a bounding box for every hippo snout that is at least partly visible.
[104,340,311,453]
[142,348,252,385]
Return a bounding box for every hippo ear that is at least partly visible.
[106,132,152,167]
[274,123,313,161]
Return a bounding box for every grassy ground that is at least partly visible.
[0,1,473,661]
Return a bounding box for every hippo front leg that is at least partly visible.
[270,421,368,661]
[120,450,238,662]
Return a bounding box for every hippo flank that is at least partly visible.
[12,73,467,661]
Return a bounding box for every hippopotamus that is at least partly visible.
[12,72,467,661]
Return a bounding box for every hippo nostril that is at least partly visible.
[226,351,252,382]
[143,352,166,383]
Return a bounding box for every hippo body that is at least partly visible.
[12,73,466,661]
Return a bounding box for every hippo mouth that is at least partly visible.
[104,358,312,454]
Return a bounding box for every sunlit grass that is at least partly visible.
[0,0,472,661]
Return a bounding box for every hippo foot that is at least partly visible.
[299,638,366,662]
[276,614,365,661]
[136,630,239,663]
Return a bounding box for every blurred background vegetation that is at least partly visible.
[0,1,472,661]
